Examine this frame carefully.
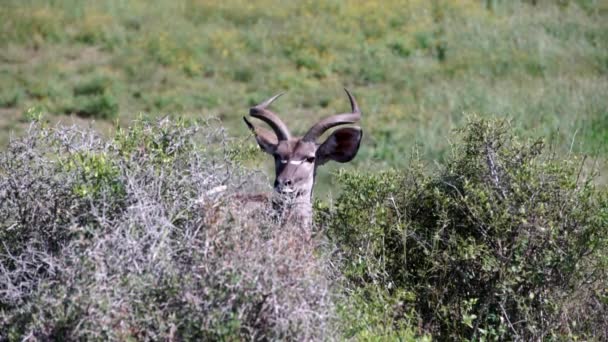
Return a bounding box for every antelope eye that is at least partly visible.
[305,156,315,163]
[273,154,287,164]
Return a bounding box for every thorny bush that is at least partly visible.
[2,116,606,341]
[320,118,608,340]
[0,118,335,340]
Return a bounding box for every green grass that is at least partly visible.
[1,0,607,184]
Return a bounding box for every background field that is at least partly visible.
[1,0,607,186]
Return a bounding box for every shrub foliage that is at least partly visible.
[1,117,606,340]
[321,118,608,340]
[0,118,334,340]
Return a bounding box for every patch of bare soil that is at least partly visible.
[1,45,110,69]
[63,46,110,69]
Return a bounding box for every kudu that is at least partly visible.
[242,88,362,227]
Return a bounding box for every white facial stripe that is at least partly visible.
[280,160,287,164]
[289,160,304,165]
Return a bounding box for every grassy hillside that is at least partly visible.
[2,1,608,339]
[1,0,607,174]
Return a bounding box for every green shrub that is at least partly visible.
[0,89,23,108]
[61,151,125,199]
[336,285,429,341]
[73,75,113,97]
[321,118,608,340]
[63,75,119,119]
[75,93,119,119]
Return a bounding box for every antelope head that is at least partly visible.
[243,89,362,203]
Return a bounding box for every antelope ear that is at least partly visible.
[316,127,362,165]
[243,117,277,154]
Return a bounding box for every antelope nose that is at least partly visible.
[275,178,293,189]
[278,179,292,187]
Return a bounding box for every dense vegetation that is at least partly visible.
[320,118,608,339]
[1,0,607,340]
[0,119,336,340]
[1,117,606,340]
